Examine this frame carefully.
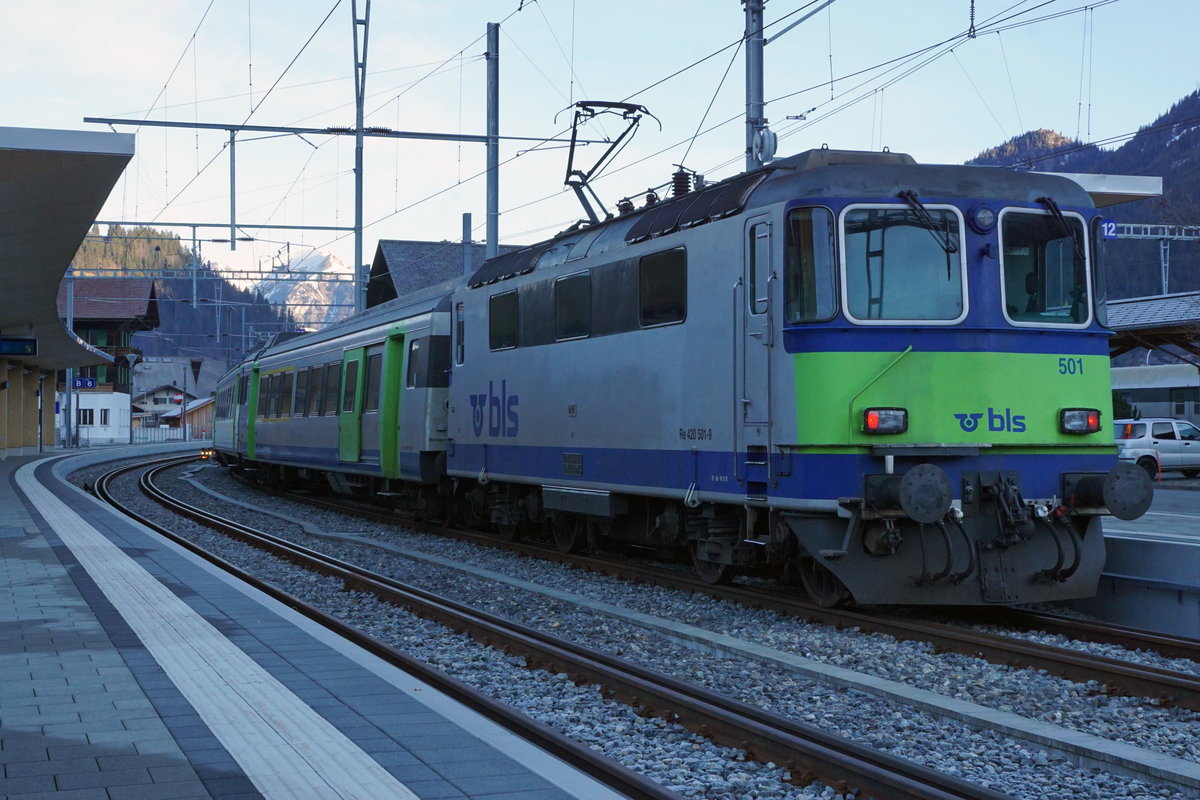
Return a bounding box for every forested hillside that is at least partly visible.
[73,225,295,362]
[968,90,1200,298]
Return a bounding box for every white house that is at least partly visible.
[57,390,131,446]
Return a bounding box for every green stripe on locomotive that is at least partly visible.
[791,350,1114,447]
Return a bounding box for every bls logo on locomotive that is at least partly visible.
[470,380,519,438]
[954,407,1026,433]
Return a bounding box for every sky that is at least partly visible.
[3,0,1198,274]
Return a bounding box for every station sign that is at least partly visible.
[0,337,37,356]
[72,377,97,389]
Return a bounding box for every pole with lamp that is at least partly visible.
[125,353,138,444]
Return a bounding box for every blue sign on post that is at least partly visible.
[1100,219,1119,240]
[72,377,97,389]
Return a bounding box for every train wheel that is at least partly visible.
[794,554,850,608]
[691,545,734,585]
[551,514,585,554]
[496,522,521,542]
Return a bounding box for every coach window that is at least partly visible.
[406,340,422,388]
[639,248,686,326]
[238,375,249,405]
[1000,209,1089,327]
[308,364,325,415]
[842,204,966,323]
[294,368,309,416]
[324,362,342,415]
[784,207,836,322]
[279,370,294,419]
[342,361,359,413]
[489,291,518,350]
[555,272,591,340]
[267,374,282,418]
[364,354,382,412]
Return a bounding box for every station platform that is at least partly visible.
[0,445,629,800]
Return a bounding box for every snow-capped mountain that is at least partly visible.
[212,248,356,329]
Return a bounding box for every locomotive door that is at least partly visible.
[739,218,772,463]
[338,347,366,463]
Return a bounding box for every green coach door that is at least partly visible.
[338,348,365,462]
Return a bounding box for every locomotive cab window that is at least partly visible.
[639,248,686,327]
[785,207,837,323]
[842,204,966,324]
[1000,209,1090,327]
[489,291,518,350]
[1089,216,1108,328]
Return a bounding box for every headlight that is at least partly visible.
[1060,408,1101,434]
[863,407,908,434]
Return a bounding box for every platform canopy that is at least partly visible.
[1046,171,1163,208]
[0,127,134,370]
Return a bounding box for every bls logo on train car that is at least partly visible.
[470,380,519,438]
[954,407,1026,433]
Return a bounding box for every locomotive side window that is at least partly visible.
[323,362,342,415]
[309,364,325,416]
[842,205,966,323]
[455,302,465,365]
[364,355,382,412]
[748,224,769,314]
[1000,210,1089,327]
[639,248,686,326]
[489,291,518,350]
[555,272,591,340]
[784,207,836,323]
[294,368,309,417]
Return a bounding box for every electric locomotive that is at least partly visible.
[214,148,1152,606]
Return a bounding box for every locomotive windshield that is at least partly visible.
[841,205,966,323]
[1000,209,1090,326]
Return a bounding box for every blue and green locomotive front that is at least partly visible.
[762,160,1151,604]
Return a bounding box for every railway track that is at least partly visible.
[233,470,1200,712]
[97,455,1014,800]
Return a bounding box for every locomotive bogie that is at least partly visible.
[213,148,1153,606]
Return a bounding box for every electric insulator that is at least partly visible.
[672,169,691,197]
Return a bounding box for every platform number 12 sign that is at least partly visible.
[1099,219,1118,240]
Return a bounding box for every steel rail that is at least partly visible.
[109,458,1014,800]
[239,474,1200,711]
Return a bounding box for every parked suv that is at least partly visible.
[1114,418,1200,477]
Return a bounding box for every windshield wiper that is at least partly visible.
[1037,195,1087,264]
[898,189,959,256]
